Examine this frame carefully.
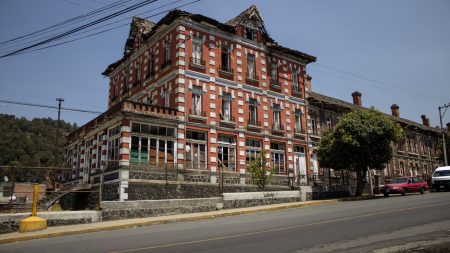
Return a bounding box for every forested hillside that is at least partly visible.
[0,114,77,168]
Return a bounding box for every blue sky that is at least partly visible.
[0,0,449,128]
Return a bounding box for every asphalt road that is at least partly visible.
[2,192,450,253]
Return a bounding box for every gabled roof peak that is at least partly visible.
[226,4,266,32]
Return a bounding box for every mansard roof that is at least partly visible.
[103,6,316,76]
[309,92,441,135]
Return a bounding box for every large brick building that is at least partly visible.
[65,5,317,200]
[65,5,443,200]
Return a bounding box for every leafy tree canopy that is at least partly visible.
[318,109,403,196]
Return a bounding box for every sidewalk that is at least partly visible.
[0,199,337,245]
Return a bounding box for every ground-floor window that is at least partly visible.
[218,135,236,171]
[246,139,261,162]
[186,130,207,170]
[271,142,285,174]
[107,138,120,167]
[130,136,175,166]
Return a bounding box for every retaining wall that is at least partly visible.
[101,197,223,221]
[0,211,100,234]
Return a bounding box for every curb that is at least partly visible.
[0,199,338,245]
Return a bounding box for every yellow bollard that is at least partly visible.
[19,184,47,233]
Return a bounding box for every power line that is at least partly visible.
[0,0,201,57]
[0,0,135,47]
[0,100,102,114]
[0,0,138,53]
[0,0,160,58]
[311,63,447,103]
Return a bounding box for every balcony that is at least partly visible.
[246,73,259,86]
[189,109,207,122]
[189,57,206,71]
[292,85,303,97]
[247,120,262,132]
[294,128,306,140]
[219,66,234,79]
[161,59,172,70]
[270,78,281,91]
[145,70,155,80]
[219,115,236,128]
[271,123,285,135]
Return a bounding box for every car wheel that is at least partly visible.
[420,188,425,194]
[401,188,407,196]
[384,193,389,197]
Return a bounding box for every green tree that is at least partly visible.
[437,134,450,164]
[248,150,273,190]
[318,109,403,196]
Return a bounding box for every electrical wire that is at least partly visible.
[0,0,160,58]
[1,0,201,57]
[0,0,135,47]
[0,100,102,114]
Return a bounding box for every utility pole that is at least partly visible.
[53,98,64,190]
[438,103,450,166]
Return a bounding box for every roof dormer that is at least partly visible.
[226,4,267,42]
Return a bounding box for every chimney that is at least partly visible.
[351,91,362,107]
[421,115,430,127]
[391,104,400,117]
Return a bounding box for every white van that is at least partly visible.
[431,166,450,191]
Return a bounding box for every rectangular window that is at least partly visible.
[326,116,332,129]
[295,109,302,133]
[245,27,255,40]
[221,92,232,121]
[186,131,207,170]
[123,67,129,93]
[107,138,119,168]
[310,112,318,135]
[293,69,299,90]
[221,46,231,72]
[270,60,278,84]
[135,61,141,87]
[192,38,202,65]
[112,78,118,98]
[271,142,285,174]
[147,54,155,78]
[164,89,170,108]
[249,98,258,125]
[163,40,171,67]
[247,54,256,80]
[192,86,203,115]
[273,104,281,129]
[294,145,305,153]
[245,139,261,162]
[218,135,236,171]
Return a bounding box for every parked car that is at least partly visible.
[431,166,450,191]
[380,176,429,197]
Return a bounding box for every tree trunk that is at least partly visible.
[355,170,367,196]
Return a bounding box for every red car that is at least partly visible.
[380,176,429,197]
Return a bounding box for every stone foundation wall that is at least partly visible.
[101,198,223,221]
[222,191,301,209]
[0,211,100,234]
[127,181,293,200]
